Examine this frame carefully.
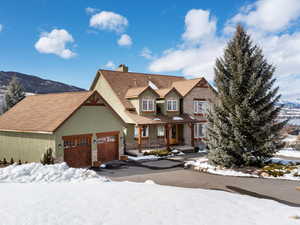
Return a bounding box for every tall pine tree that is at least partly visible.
[3,76,25,112]
[207,25,286,168]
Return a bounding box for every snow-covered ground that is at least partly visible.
[185,157,300,181]
[277,148,300,158]
[0,163,299,225]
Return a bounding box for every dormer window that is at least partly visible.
[142,99,155,112]
[167,100,178,111]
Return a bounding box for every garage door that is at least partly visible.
[96,131,119,163]
[63,134,92,168]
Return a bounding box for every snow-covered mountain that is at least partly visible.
[0,71,85,113]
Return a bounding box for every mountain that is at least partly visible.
[0,71,85,113]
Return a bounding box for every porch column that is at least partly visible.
[191,123,195,147]
[165,124,170,150]
[138,126,142,153]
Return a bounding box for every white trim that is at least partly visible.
[167,99,178,111]
[142,99,155,111]
[0,129,53,134]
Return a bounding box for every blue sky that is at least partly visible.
[1,0,300,99]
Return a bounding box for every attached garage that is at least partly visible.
[0,91,126,167]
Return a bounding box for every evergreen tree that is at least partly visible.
[207,25,286,167]
[41,148,55,165]
[3,76,25,112]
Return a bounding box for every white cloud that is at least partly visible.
[0,24,3,32]
[103,60,115,69]
[148,1,300,98]
[228,0,300,32]
[140,47,155,59]
[85,7,99,15]
[117,34,132,46]
[34,29,76,59]
[89,11,128,33]
[182,9,216,43]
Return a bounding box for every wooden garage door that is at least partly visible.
[63,134,92,168]
[96,131,119,163]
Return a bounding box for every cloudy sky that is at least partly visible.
[1,0,300,99]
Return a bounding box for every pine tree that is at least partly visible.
[41,148,55,165]
[3,76,25,112]
[207,25,286,168]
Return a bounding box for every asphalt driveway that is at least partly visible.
[96,158,300,207]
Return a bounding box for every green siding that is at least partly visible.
[54,106,125,158]
[0,131,55,162]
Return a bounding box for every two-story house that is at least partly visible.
[90,64,217,153]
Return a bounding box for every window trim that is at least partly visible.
[194,123,205,138]
[193,100,208,114]
[167,99,178,111]
[142,99,155,112]
[134,126,149,138]
[157,125,165,137]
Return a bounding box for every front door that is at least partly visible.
[169,124,178,145]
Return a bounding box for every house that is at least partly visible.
[90,64,217,153]
[0,91,126,167]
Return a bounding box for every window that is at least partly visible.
[142,99,155,111]
[134,126,149,137]
[167,100,178,111]
[194,123,205,138]
[157,126,165,137]
[194,100,208,114]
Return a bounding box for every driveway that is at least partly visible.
[97,157,300,207]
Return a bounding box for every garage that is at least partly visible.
[97,131,119,163]
[63,134,92,168]
[0,90,125,167]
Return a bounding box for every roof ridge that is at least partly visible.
[99,69,185,78]
[28,90,91,97]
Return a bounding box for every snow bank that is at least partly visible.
[0,163,109,183]
[276,148,300,158]
[128,155,160,161]
[185,158,258,178]
[0,181,298,225]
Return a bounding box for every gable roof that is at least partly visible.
[156,87,183,98]
[172,78,204,96]
[125,86,159,99]
[90,70,185,109]
[0,91,123,134]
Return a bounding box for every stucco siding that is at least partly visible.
[0,131,55,162]
[55,106,125,159]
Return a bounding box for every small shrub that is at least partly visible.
[18,160,22,165]
[10,158,14,164]
[41,148,55,165]
[3,158,7,165]
[261,164,298,177]
[143,149,170,157]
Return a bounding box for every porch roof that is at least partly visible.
[126,112,201,125]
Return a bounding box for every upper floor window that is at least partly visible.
[167,100,178,111]
[142,99,155,112]
[194,123,205,138]
[194,100,208,114]
[157,125,165,137]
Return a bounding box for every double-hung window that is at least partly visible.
[193,100,208,114]
[167,100,178,111]
[194,123,205,138]
[142,99,155,111]
[157,126,165,137]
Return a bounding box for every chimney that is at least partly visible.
[117,64,128,72]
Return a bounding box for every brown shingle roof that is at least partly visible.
[172,78,203,96]
[125,86,159,99]
[126,112,200,125]
[0,91,100,133]
[91,70,185,109]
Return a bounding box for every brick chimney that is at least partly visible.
[116,64,128,72]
